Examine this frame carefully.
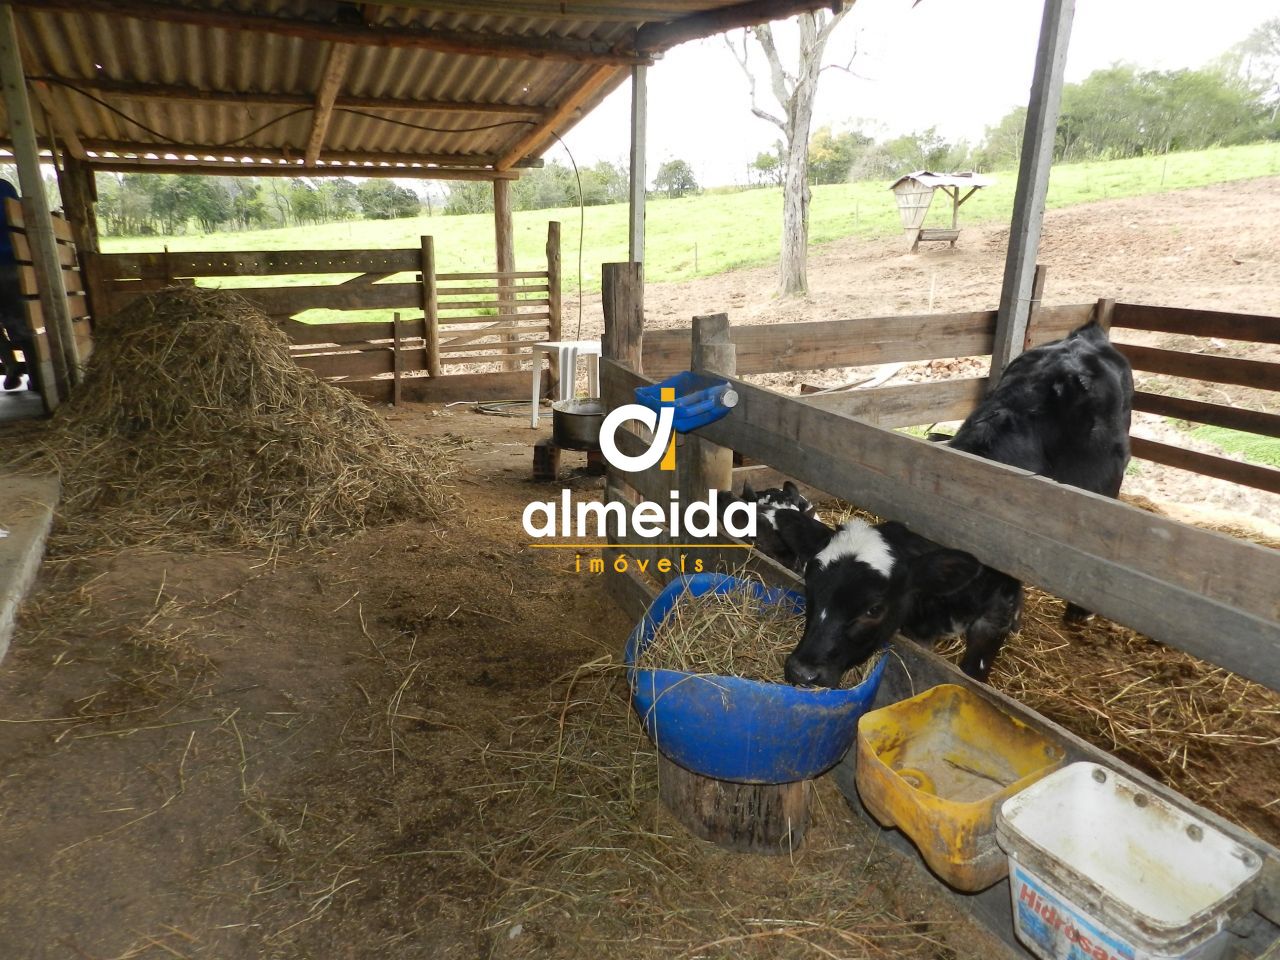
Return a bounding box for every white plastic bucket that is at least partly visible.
[996,762,1263,960]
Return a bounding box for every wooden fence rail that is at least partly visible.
[86,221,563,404]
[643,299,1280,495]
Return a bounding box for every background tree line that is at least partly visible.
[94,175,423,236]
[747,18,1280,187]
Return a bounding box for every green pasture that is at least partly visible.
[99,141,1280,322]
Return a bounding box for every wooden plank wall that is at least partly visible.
[87,225,563,399]
[1107,303,1280,496]
[4,196,93,401]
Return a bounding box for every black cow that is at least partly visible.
[782,320,1133,685]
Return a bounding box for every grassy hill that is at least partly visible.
[101,141,1280,301]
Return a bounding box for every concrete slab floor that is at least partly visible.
[0,375,45,425]
[0,472,59,665]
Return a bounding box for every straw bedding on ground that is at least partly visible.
[475,657,969,959]
[21,287,458,553]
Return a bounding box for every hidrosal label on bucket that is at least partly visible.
[1012,865,1136,960]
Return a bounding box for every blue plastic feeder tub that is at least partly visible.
[625,573,888,784]
[634,371,735,432]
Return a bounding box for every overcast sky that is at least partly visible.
[546,0,1277,188]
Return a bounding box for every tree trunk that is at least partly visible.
[779,94,815,296]
[732,11,846,299]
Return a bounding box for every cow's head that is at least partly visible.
[778,518,983,688]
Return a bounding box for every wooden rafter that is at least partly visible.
[33,76,548,118]
[85,158,519,180]
[304,43,354,167]
[494,64,620,171]
[16,0,652,65]
[73,139,539,169]
[29,80,85,159]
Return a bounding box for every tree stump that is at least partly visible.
[658,753,811,855]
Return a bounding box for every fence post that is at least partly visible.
[546,220,562,397]
[687,314,735,499]
[601,261,643,373]
[1021,264,1047,351]
[420,236,440,377]
[392,310,403,406]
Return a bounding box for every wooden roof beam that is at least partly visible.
[18,0,653,65]
[86,158,517,181]
[635,0,843,52]
[76,139,542,169]
[494,64,619,171]
[304,43,354,167]
[32,76,550,118]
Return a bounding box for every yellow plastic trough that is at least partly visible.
[856,684,1067,891]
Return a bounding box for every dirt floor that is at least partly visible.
[1,178,1279,958]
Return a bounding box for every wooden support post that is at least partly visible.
[0,2,76,402]
[420,235,440,377]
[1094,296,1116,332]
[687,313,735,501]
[493,177,517,371]
[628,65,647,263]
[990,0,1075,385]
[545,220,563,396]
[1021,264,1048,351]
[601,262,643,372]
[391,310,403,407]
[601,262,647,608]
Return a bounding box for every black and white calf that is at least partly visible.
[737,480,828,574]
[782,320,1133,685]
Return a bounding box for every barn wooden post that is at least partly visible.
[686,313,734,503]
[545,220,562,396]
[990,0,1074,384]
[493,177,517,371]
[601,262,643,372]
[0,1,77,401]
[419,235,440,377]
[1021,264,1048,351]
[56,153,110,327]
[391,310,403,407]
[600,262,645,610]
[628,65,647,262]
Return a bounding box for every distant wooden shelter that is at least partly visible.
[890,171,993,252]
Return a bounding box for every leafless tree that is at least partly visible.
[727,5,853,297]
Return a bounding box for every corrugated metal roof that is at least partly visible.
[2,1,833,178]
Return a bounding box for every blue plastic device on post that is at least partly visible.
[634,371,737,432]
[625,573,888,784]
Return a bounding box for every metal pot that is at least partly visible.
[551,397,604,451]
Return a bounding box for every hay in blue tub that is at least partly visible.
[625,573,886,784]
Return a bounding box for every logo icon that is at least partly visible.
[598,386,677,473]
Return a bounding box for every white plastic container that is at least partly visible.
[996,762,1263,960]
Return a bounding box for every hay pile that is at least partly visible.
[29,287,457,552]
[475,658,963,959]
